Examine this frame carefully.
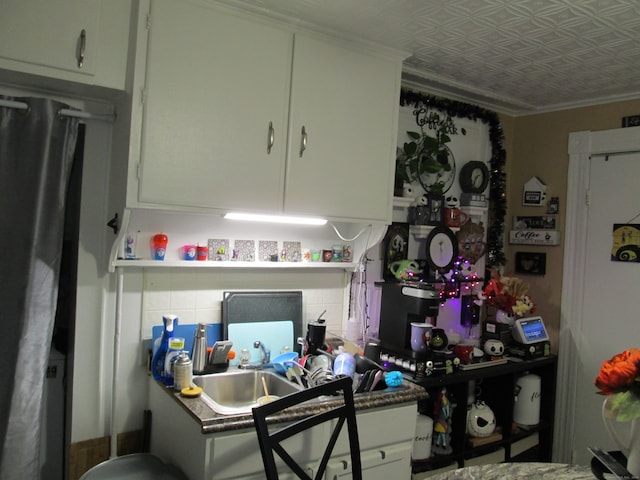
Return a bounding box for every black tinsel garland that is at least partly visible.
[400,88,507,267]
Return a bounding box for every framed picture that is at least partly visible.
[427,193,444,226]
[515,251,546,275]
[611,223,640,262]
[381,222,409,281]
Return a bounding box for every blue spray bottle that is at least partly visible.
[151,314,178,382]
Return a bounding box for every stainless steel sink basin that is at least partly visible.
[193,369,304,415]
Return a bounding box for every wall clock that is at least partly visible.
[425,226,458,272]
[459,161,490,194]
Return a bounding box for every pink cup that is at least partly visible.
[183,245,196,260]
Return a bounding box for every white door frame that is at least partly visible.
[556,127,640,462]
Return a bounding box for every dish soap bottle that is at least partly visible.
[151,314,178,382]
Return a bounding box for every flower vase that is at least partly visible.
[602,397,640,477]
[495,309,515,325]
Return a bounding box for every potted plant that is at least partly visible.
[396,114,455,195]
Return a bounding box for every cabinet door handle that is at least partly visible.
[267,121,274,154]
[299,125,307,158]
[77,29,86,68]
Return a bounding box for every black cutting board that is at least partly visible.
[222,291,303,351]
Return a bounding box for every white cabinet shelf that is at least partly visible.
[107,208,386,272]
[113,259,358,270]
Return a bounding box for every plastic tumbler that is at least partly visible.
[183,245,196,260]
[153,233,168,260]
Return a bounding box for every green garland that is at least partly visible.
[400,88,507,266]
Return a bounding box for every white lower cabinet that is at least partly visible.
[326,403,415,479]
[326,442,413,479]
[148,381,416,480]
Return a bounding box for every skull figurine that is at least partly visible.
[445,196,460,208]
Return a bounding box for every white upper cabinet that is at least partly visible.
[0,0,132,90]
[137,0,292,213]
[134,0,403,223]
[284,34,401,222]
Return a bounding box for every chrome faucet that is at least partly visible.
[254,341,271,364]
[238,341,271,370]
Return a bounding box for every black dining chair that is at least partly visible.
[252,376,362,480]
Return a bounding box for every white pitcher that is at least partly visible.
[602,397,640,477]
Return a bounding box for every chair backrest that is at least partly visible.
[252,376,362,480]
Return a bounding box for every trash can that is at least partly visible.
[79,453,188,480]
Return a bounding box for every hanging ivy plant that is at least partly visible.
[396,112,456,195]
[399,88,507,267]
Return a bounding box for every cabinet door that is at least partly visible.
[285,34,401,223]
[0,0,99,76]
[138,0,292,212]
[0,0,130,89]
[325,442,412,479]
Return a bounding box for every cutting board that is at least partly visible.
[227,321,294,365]
[222,291,302,349]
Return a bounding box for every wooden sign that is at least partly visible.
[513,215,557,230]
[509,230,560,245]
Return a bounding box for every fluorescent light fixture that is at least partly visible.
[224,212,327,226]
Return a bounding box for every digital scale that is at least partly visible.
[507,316,551,359]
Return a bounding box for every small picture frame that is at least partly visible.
[427,193,444,226]
[381,222,409,281]
[208,238,229,261]
[232,240,255,261]
[515,251,546,275]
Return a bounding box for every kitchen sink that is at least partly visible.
[193,369,304,415]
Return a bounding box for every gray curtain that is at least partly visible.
[0,96,79,479]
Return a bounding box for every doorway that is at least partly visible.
[557,128,640,465]
[42,124,85,480]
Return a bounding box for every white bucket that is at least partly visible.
[514,373,541,426]
[412,413,434,460]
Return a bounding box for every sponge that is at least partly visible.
[180,385,203,397]
[384,371,403,387]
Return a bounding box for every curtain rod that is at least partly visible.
[0,98,115,123]
[590,150,640,160]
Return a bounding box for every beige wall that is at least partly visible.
[500,99,640,350]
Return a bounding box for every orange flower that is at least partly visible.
[594,348,640,395]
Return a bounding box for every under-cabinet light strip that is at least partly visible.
[224,212,327,225]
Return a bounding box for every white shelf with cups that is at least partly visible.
[111,259,359,270]
[393,195,487,240]
[107,208,383,272]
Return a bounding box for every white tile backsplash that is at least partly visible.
[141,269,348,340]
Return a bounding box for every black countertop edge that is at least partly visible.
[155,379,428,434]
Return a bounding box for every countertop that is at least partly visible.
[156,373,428,434]
[426,462,594,479]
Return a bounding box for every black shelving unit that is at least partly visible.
[408,355,557,476]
